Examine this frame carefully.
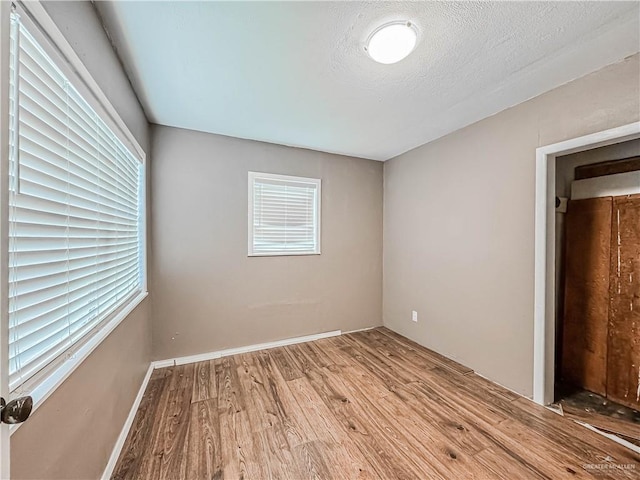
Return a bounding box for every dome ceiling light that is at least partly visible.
[365,21,418,64]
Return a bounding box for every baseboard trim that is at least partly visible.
[151,329,342,369]
[101,363,154,480]
[342,325,378,334]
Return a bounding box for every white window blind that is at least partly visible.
[248,172,321,256]
[8,13,144,392]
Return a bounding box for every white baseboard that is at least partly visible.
[151,329,342,369]
[101,363,154,480]
[342,325,379,334]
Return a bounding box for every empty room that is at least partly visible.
[0,0,639,479]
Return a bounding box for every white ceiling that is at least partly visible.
[96,1,640,161]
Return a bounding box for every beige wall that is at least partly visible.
[150,125,383,360]
[11,2,151,479]
[383,54,640,398]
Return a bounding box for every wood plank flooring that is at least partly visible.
[112,328,640,479]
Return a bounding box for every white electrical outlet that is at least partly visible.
[411,310,418,322]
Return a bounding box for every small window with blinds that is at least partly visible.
[8,12,145,392]
[248,172,321,256]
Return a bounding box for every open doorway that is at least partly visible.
[553,140,640,446]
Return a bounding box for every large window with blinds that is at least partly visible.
[248,172,321,256]
[8,11,145,392]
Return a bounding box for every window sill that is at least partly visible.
[9,291,149,435]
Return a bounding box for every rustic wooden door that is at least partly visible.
[561,197,612,396]
[607,194,640,410]
[562,194,640,410]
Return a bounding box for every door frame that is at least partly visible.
[533,121,640,406]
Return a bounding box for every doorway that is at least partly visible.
[553,140,640,446]
[533,122,640,407]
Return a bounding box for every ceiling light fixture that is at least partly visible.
[365,21,418,64]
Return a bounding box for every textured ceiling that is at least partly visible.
[96,1,640,161]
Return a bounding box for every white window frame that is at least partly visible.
[2,1,148,433]
[248,172,321,257]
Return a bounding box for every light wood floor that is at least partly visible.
[112,327,640,479]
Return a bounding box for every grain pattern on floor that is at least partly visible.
[112,328,640,479]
